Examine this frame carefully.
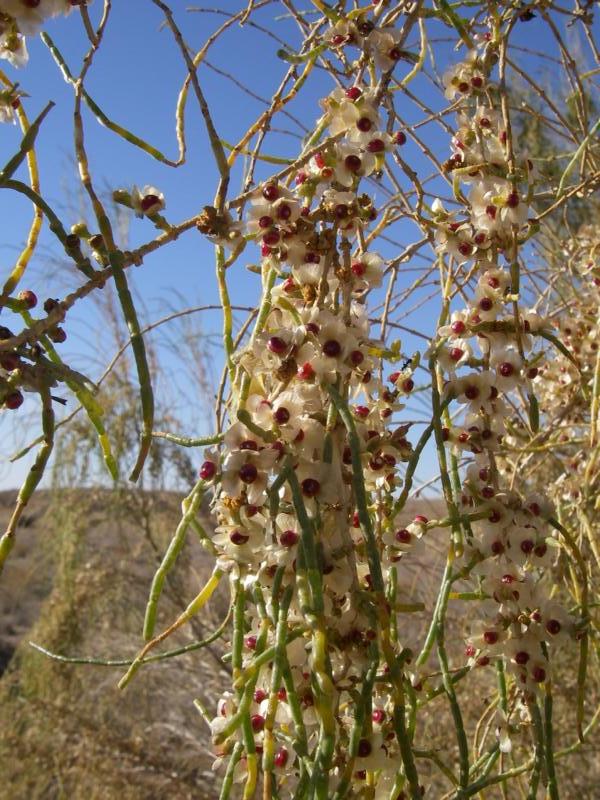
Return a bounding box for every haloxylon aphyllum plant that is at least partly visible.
[1,1,599,798]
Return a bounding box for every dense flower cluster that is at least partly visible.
[186,8,590,794]
[204,125,419,800]
[501,225,600,551]
[433,42,576,714]
[198,10,434,797]
[535,226,600,433]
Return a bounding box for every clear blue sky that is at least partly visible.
[0,2,592,491]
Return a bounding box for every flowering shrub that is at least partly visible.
[1,1,599,798]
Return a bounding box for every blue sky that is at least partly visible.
[0,2,593,492]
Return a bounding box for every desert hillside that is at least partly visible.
[0,488,231,800]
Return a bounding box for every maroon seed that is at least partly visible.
[239,464,258,484]
[274,407,290,425]
[367,138,385,153]
[4,391,23,410]
[322,340,342,358]
[268,336,287,354]
[262,184,279,201]
[199,461,216,480]
[18,290,37,308]
[140,194,161,213]
[357,738,372,758]
[301,478,320,497]
[345,154,362,173]
[532,666,546,683]
[280,530,299,547]
[515,651,529,665]
[251,714,265,731]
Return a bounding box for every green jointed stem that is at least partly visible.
[325,383,422,798]
[2,179,95,278]
[429,357,462,538]
[262,585,294,785]
[285,457,337,798]
[416,667,470,709]
[544,680,560,800]
[29,606,231,667]
[219,742,243,800]
[237,409,275,442]
[416,560,452,668]
[105,248,155,483]
[41,33,182,166]
[241,714,258,799]
[268,456,293,518]
[280,658,309,757]
[437,632,469,789]
[232,580,246,676]
[393,702,421,800]
[239,265,278,406]
[143,477,207,640]
[118,567,223,690]
[216,245,236,387]
[458,751,504,797]
[392,396,451,517]
[220,139,293,164]
[325,383,384,593]
[286,469,325,617]
[434,0,474,48]
[216,618,272,747]
[151,431,224,447]
[310,632,337,799]
[0,101,54,185]
[61,381,117,479]
[23,317,118,481]
[527,702,545,800]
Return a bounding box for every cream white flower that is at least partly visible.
[131,184,165,217]
[0,0,80,35]
[0,25,27,67]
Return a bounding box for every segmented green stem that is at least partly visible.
[143,477,207,640]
